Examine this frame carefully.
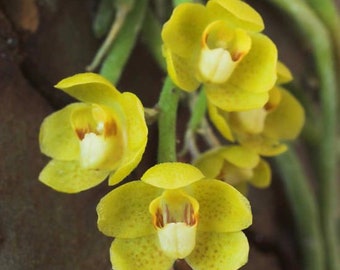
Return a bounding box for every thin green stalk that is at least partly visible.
[188,90,207,131]
[274,147,324,270]
[157,77,181,163]
[92,0,115,39]
[303,0,340,63]
[99,0,148,84]
[172,0,203,6]
[87,2,132,71]
[179,90,207,159]
[172,0,193,6]
[265,1,339,269]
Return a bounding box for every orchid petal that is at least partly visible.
[39,160,109,193]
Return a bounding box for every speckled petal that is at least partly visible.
[141,162,205,189]
[55,72,120,107]
[264,88,305,140]
[193,149,224,179]
[239,135,287,157]
[97,181,162,238]
[163,46,200,92]
[207,0,264,31]
[39,160,110,193]
[39,103,84,160]
[108,92,148,185]
[110,235,174,270]
[162,3,210,58]
[250,159,271,188]
[227,33,277,94]
[187,179,252,232]
[219,145,259,168]
[187,231,249,270]
[207,102,234,141]
[205,85,269,111]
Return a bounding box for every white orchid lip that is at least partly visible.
[79,132,115,169]
[72,104,126,170]
[198,20,251,84]
[150,190,199,259]
[199,47,237,84]
[157,222,197,259]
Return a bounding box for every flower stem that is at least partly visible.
[87,2,132,71]
[188,90,207,131]
[99,0,148,84]
[265,0,339,269]
[303,0,340,64]
[274,147,325,270]
[157,76,181,163]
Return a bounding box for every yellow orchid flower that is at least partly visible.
[39,73,148,193]
[97,162,252,270]
[162,0,278,111]
[208,62,305,156]
[194,145,271,194]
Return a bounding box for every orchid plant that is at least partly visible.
[38,0,340,270]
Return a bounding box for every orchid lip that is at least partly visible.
[150,190,199,258]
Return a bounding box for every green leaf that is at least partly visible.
[100,0,149,84]
[93,0,115,38]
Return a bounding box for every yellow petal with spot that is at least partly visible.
[108,92,148,185]
[110,235,174,270]
[162,3,210,58]
[194,149,224,178]
[276,61,293,84]
[141,162,205,189]
[219,145,260,168]
[188,179,252,232]
[39,160,109,193]
[187,231,249,270]
[207,0,264,32]
[205,85,269,111]
[55,72,120,107]
[97,181,161,238]
[163,46,200,92]
[39,103,84,160]
[239,135,288,156]
[250,159,271,188]
[227,33,277,93]
[264,88,305,140]
[207,102,234,141]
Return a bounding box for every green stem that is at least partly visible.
[303,0,340,64]
[87,3,132,71]
[99,0,148,84]
[172,0,193,6]
[266,1,339,269]
[274,147,325,270]
[92,0,115,39]
[179,90,207,159]
[157,76,181,163]
[188,90,207,131]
